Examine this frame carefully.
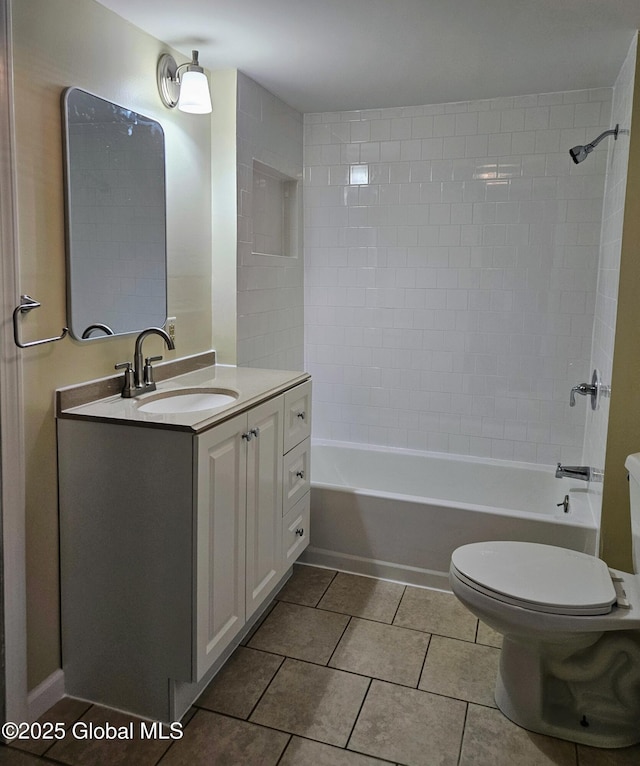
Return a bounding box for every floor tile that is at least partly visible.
[394,585,478,641]
[277,563,337,606]
[240,599,278,646]
[459,704,577,766]
[195,646,284,719]
[419,635,500,707]
[349,680,465,766]
[577,742,640,765]
[158,709,288,766]
[250,658,370,747]
[23,567,618,766]
[279,736,392,766]
[318,572,405,623]
[476,620,503,648]
[46,705,172,766]
[10,697,91,756]
[248,601,349,664]
[0,748,48,766]
[329,617,430,687]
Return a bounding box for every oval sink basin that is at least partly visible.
[137,388,239,414]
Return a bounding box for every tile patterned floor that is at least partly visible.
[3,564,640,766]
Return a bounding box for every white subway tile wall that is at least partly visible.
[304,88,613,464]
[583,37,637,524]
[237,73,304,371]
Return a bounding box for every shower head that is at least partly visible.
[569,124,619,164]
[569,144,590,164]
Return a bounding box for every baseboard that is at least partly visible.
[299,546,451,592]
[27,668,64,721]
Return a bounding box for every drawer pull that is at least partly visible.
[295,470,305,479]
[296,411,306,420]
[295,528,304,536]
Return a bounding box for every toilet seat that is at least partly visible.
[451,541,617,616]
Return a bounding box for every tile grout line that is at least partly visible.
[415,632,432,690]
[244,652,287,722]
[310,567,339,610]
[272,732,293,766]
[343,676,373,757]
[456,701,470,766]
[325,615,353,668]
[5,700,92,761]
[390,584,408,624]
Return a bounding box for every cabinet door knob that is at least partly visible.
[296,411,306,420]
[295,470,305,479]
[295,528,304,536]
[241,432,253,441]
[250,427,260,438]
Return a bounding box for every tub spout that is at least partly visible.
[556,463,591,481]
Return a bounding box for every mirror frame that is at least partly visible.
[61,87,168,341]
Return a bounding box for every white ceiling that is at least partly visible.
[96,0,640,113]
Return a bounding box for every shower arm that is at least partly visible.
[588,125,619,149]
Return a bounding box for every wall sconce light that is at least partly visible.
[157,50,212,114]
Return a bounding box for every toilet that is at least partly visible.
[449,453,640,748]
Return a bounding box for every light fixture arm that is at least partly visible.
[175,50,205,81]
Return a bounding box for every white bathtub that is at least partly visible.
[301,441,598,590]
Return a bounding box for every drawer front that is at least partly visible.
[283,381,311,453]
[282,492,310,567]
[282,437,310,515]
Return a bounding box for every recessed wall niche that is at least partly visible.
[252,160,298,258]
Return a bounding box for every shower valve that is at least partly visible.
[569,369,608,410]
[570,382,597,407]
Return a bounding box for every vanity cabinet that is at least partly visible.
[58,376,310,722]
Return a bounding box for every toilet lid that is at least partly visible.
[451,541,617,616]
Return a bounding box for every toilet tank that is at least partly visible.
[624,453,640,574]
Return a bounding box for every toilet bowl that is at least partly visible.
[449,454,640,748]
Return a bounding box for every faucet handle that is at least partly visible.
[115,361,135,398]
[570,382,596,407]
[143,355,163,388]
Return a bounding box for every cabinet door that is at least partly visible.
[195,414,247,680]
[245,396,284,619]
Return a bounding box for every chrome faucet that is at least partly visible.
[115,326,175,397]
[555,463,591,482]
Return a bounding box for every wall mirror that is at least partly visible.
[62,87,167,341]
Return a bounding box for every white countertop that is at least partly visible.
[57,364,310,433]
